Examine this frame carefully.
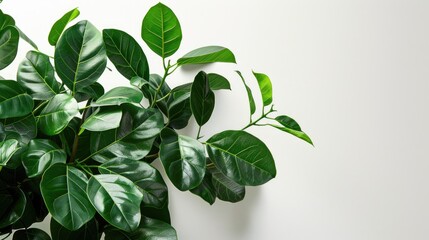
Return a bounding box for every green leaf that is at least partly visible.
[89,106,163,163]
[92,86,143,107]
[0,26,19,70]
[0,10,15,30]
[190,168,216,205]
[210,167,245,203]
[21,139,66,178]
[236,71,256,115]
[87,174,143,232]
[38,94,78,136]
[99,158,168,209]
[0,80,34,119]
[74,82,105,102]
[190,71,215,126]
[271,115,313,145]
[167,86,192,129]
[206,130,276,186]
[40,164,95,231]
[13,228,51,240]
[50,218,98,240]
[141,3,182,58]
[130,76,149,89]
[17,51,61,100]
[208,73,231,90]
[55,20,107,94]
[49,8,80,46]
[141,201,171,224]
[103,29,150,80]
[0,139,19,166]
[159,128,206,191]
[253,71,273,106]
[3,114,37,144]
[177,46,236,66]
[0,186,26,228]
[105,216,178,240]
[14,26,38,50]
[80,108,122,134]
[141,74,170,113]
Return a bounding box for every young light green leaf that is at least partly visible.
[48,8,80,46]
[0,80,34,119]
[0,26,19,70]
[253,71,273,106]
[38,94,79,136]
[0,139,19,166]
[80,108,122,134]
[141,3,182,58]
[271,115,313,145]
[87,174,143,232]
[159,128,206,191]
[0,187,26,228]
[236,71,256,115]
[177,46,236,66]
[190,71,215,126]
[206,130,276,186]
[55,20,107,94]
[103,29,150,80]
[12,228,51,240]
[92,86,143,107]
[210,167,245,203]
[208,73,231,90]
[40,164,95,231]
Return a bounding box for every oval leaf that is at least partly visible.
[0,10,15,30]
[0,26,19,70]
[190,168,216,205]
[210,167,245,203]
[13,228,51,240]
[0,139,19,166]
[190,71,215,126]
[103,29,150,80]
[50,218,98,240]
[80,108,122,133]
[74,82,105,102]
[48,8,80,46]
[0,187,26,228]
[17,51,61,100]
[87,174,143,232]
[236,71,256,115]
[0,80,34,119]
[40,164,95,231]
[3,114,37,144]
[271,115,313,145]
[55,20,107,94]
[159,128,206,191]
[253,71,273,106]
[167,85,192,129]
[206,130,276,186]
[38,94,78,136]
[208,73,231,90]
[92,86,143,107]
[177,46,236,66]
[22,139,66,178]
[141,3,182,58]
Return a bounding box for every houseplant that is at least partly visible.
[0,2,312,239]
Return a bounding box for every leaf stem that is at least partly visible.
[69,103,90,163]
[32,100,49,115]
[242,105,276,130]
[196,125,203,140]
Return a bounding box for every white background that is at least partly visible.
[2,0,429,239]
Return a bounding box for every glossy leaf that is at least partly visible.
[87,174,143,232]
[103,29,150,80]
[99,158,168,208]
[210,167,245,203]
[0,10,15,30]
[271,115,313,145]
[17,51,61,100]
[3,114,37,144]
[50,218,98,240]
[49,8,80,46]
[130,76,149,89]
[253,71,273,106]
[142,74,170,113]
[141,201,171,224]
[74,82,105,102]
[55,20,107,93]
[80,108,122,133]
[92,86,143,107]
[0,80,33,119]
[15,26,39,50]
[38,94,78,136]
[22,139,66,178]
[190,169,216,205]
[167,84,192,129]
[13,228,51,240]
[206,130,276,186]
[177,46,236,66]
[141,3,182,58]
[236,71,256,115]
[0,26,19,70]
[0,139,19,166]
[0,187,26,228]
[40,164,95,231]
[105,216,177,240]
[190,71,215,126]
[208,73,231,90]
[89,106,163,163]
[159,128,206,191]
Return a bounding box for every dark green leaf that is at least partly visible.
[142,74,170,114]
[50,218,98,240]
[190,71,215,126]
[0,26,19,70]
[38,94,78,136]
[15,26,38,50]
[13,228,51,240]
[190,169,216,205]
[159,128,206,191]
[49,8,80,46]
[253,71,273,106]
[0,139,19,166]
[210,167,245,203]
[22,139,66,178]
[206,130,276,186]
[3,115,37,144]
[141,201,171,224]
[40,164,95,231]
[271,115,313,145]
[75,82,104,102]
[0,80,33,119]
[141,3,182,58]
[89,106,163,163]
[103,29,150,80]
[99,158,168,208]
[130,76,149,89]
[177,46,236,66]
[167,84,192,129]
[17,51,61,100]
[87,174,143,232]
[236,71,256,115]
[92,86,143,107]
[0,10,15,30]
[0,187,26,228]
[80,108,122,133]
[55,20,107,94]
[208,73,231,90]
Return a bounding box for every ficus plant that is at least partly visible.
[0,2,312,240]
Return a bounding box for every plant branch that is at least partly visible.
[242,105,276,130]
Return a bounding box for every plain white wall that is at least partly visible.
[2,0,429,239]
